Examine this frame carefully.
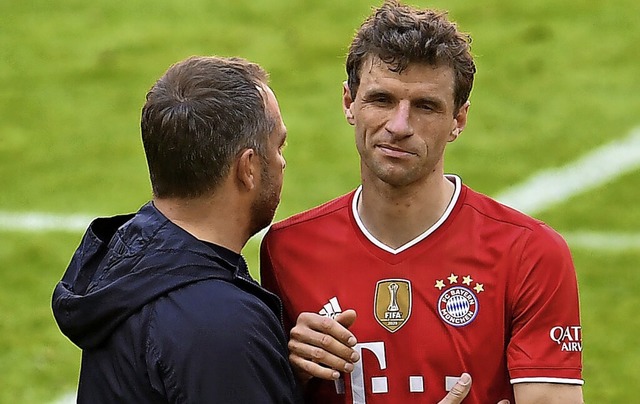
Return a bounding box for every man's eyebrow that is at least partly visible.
[413,95,444,104]
[362,88,393,98]
[362,89,446,108]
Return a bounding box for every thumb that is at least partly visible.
[335,309,357,329]
[437,373,471,404]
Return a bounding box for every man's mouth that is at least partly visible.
[376,144,416,158]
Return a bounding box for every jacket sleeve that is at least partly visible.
[145,280,301,403]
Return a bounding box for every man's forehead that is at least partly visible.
[357,56,457,107]
[361,55,452,78]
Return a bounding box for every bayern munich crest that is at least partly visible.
[434,272,484,327]
[438,286,478,326]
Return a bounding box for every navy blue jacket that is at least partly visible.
[52,202,300,403]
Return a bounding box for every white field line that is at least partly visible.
[49,392,76,404]
[0,211,93,233]
[495,127,640,215]
[43,127,640,404]
[563,231,640,251]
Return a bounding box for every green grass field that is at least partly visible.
[1,0,639,402]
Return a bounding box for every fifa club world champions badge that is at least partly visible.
[374,279,412,333]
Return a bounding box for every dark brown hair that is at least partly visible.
[141,56,274,198]
[346,0,476,113]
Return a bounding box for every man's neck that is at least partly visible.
[153,195,248,254]
[357,175,456,249]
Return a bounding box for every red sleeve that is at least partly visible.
[507,224,583,385]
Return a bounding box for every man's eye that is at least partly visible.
[368,96,390,104]
[417,104,434,111]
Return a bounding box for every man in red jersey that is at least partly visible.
[260,1,583,403]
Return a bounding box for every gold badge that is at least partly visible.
[374,279,412,333]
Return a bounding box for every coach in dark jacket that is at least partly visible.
[52,56,299,403]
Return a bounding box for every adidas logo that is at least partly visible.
[318,296,347,395]
[319,296,342,319]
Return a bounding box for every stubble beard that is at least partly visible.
[248,162,281,237]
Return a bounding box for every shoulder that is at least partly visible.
[268,191,354,234]
[262,191,356,265]
[461,186,576,289]
[150,280,283,349]
[461,185,567,245]
[458,184,574,274]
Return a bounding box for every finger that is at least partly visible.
[295,312,358,351]
[288,330,358,372]
[497,401,510,404]
[303,311,358,347]
[289,352,342,381]
[335,309,357,330]
[437,373,471,404]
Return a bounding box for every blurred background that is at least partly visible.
[1,0,638,402]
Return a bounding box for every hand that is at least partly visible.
[288,309,359,385]
[437,373,510,404]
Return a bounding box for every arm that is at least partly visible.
[508,225,584,402]
[514,383,583,403]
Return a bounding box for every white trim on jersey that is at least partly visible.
[352,175,462,255]
[510,377,585,386]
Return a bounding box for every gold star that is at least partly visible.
[435,280,446,290]
[447,273,458,284]
[474,283,484,293]
[462,276,473,285]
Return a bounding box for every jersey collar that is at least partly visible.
[351,174,462,255]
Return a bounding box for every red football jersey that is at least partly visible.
[261,176,583,404]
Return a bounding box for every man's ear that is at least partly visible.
[342,82,355,125]
[236,148,259,191]
[449,101,470,143]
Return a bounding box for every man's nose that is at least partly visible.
[384,101,413,138]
